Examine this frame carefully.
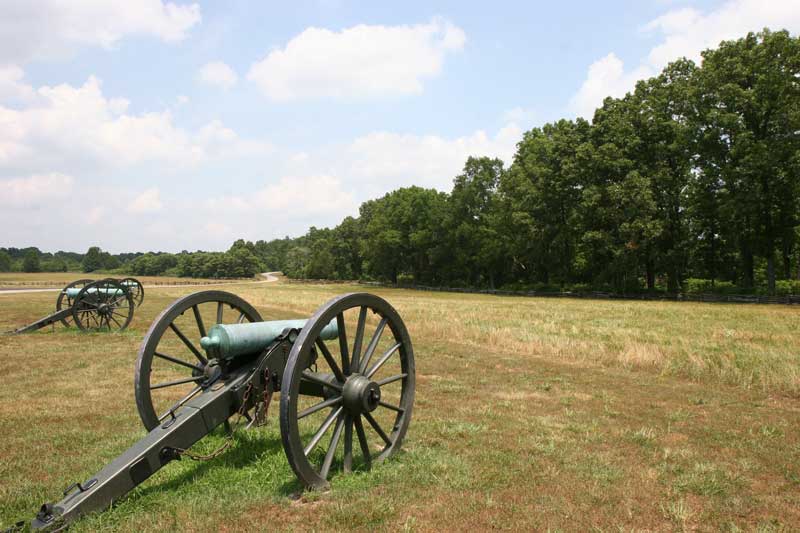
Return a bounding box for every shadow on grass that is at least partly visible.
[134,431,289,498]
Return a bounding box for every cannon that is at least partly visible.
[118,277,145,307]
[56,278,144,316]
[11,278,137,333]
[7,291,415,531]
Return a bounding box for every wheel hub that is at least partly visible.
[342,375,380,414]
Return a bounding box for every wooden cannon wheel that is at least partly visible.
[71,279,135,332]
[134,291,262,431]
[119,277,145,307]
[280,293,415,489]
[55,279,94,327]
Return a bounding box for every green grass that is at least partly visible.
[0,280,799,530]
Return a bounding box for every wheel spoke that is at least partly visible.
[354,415,371,467]
[301,370,343,391]
[108,314,122,328]
[378,400,404,413]
[298,395,342,419]
[237,311,246,323]
[359,318,387,373]
[192,305,206,338]
[316,338,345,382]
[216,302,224,324]
[304,406,343,456]
[363,411,391,445]
[320,413,345,479]
[150,375,203,390]
[155,351,203,371]
[365,342,402,379]
[157,385,202,422]
[351,306,367,374]
[169,323,208,365]
[336,312,350,375]
[376,373,407,387]
[343,413,353,473]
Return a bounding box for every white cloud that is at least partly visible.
[0,0,201,64]
[0,172,73,206]
[206,175,357,216]
[0,65,34,101]
[87,206,107,225]
[0,73,268,173]
[197,61,238,89]
[194,120,273,158]
[0,76,199,170]
[502,106,538,125]
[642,2,800,67]
[128,187,164,213]
[247,17,466,101]
[569,53,651,118]
[570,0,800,118]
[344,124,521,192]
[257,175,356,213]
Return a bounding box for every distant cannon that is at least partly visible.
[11,278,137,333]
[5,291,415,530]
[119,277,145,307]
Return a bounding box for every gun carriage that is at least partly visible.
[11,278,139,334]
[7,290,415,531]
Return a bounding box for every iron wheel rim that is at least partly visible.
[72,279,133,332]
[56,279,94,327]
[279,292,415,490]
[119,277,145,307]
[134,290,263,431]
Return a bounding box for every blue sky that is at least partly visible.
[1,0,797,253]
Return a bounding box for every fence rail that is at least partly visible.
[358,282,800,305]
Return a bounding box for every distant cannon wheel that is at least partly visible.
[72,279,134,333]
[134,291,263,431]
[280,293,415,489]
[56,279,94,327]
[120,277,145,307]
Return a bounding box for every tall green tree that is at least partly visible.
[22,249,40,273]
[447,157,506,287]
[583,97,661,292]
[626,59,696,290]
[0,250,11,272]
[692,29,800,293]
[502,120,590,286]
[361,187,448,284]
[82,246,104,272]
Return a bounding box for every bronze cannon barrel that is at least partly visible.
[200,319,338,360]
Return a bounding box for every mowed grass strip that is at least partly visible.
[0,282,798,531]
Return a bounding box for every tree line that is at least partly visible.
[0,245,262,279]
[3,31,798,294]
[255,30,800,295]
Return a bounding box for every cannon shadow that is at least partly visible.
[131,429,289,498]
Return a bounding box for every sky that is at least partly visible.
[1,0,798,253]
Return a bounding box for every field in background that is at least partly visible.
[0,272,253,288]
[0,280,798,531]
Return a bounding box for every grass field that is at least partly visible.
[0,279,798,531]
